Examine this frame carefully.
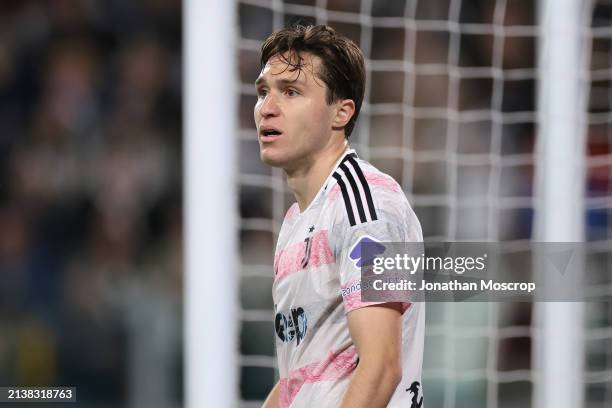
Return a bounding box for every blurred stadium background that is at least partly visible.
[0,0,182,407]
[1,0,612,407]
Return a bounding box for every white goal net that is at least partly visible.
[584,1,612,407]
[230,0,610,407]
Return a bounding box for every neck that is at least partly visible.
[286,141,348,212]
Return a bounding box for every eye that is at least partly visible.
[285,88,299,97]
[257,88,268,98]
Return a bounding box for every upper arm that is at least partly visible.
[346,303,403,370]
[330,192,420,314]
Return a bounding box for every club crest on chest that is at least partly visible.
[301,225,315,268]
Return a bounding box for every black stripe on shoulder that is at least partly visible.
[332,172,356,226]
[341,152,358,165]
[338,163,367,223]
[347,155,378,221]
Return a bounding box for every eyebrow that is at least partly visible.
[254,76,305,87]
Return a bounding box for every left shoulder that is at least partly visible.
[338,155,410,214]
[326,154,418,231]
[351,158,405,199]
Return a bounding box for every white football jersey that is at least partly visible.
[272,148,425,408]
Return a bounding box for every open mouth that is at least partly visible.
[260,127,283,141]
[262,129,282,136]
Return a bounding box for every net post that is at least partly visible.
[534,0,590,407]
[185,0,238,407]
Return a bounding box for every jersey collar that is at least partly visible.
[297,147,357,215]
[321,148,358,195]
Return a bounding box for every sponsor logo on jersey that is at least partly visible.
[349,235,386,268]
[275,307,308,346]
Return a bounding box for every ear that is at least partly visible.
[332,99,356,130]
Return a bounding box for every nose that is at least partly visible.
[258,92,280,118]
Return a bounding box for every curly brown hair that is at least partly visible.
[260,24,365,138]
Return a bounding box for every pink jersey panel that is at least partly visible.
[279,346,358,408]
[274,230,335,281]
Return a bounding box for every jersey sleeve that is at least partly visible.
[329,186,423,315]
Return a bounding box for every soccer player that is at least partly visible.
[255,25,425,408]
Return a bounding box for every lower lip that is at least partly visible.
[260,134,282,142]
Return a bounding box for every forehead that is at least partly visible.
[256,52,323,86]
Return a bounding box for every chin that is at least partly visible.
[260,148,290,168]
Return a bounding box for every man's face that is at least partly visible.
[254,52,337,170]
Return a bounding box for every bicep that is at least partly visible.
[346,303,403,367]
